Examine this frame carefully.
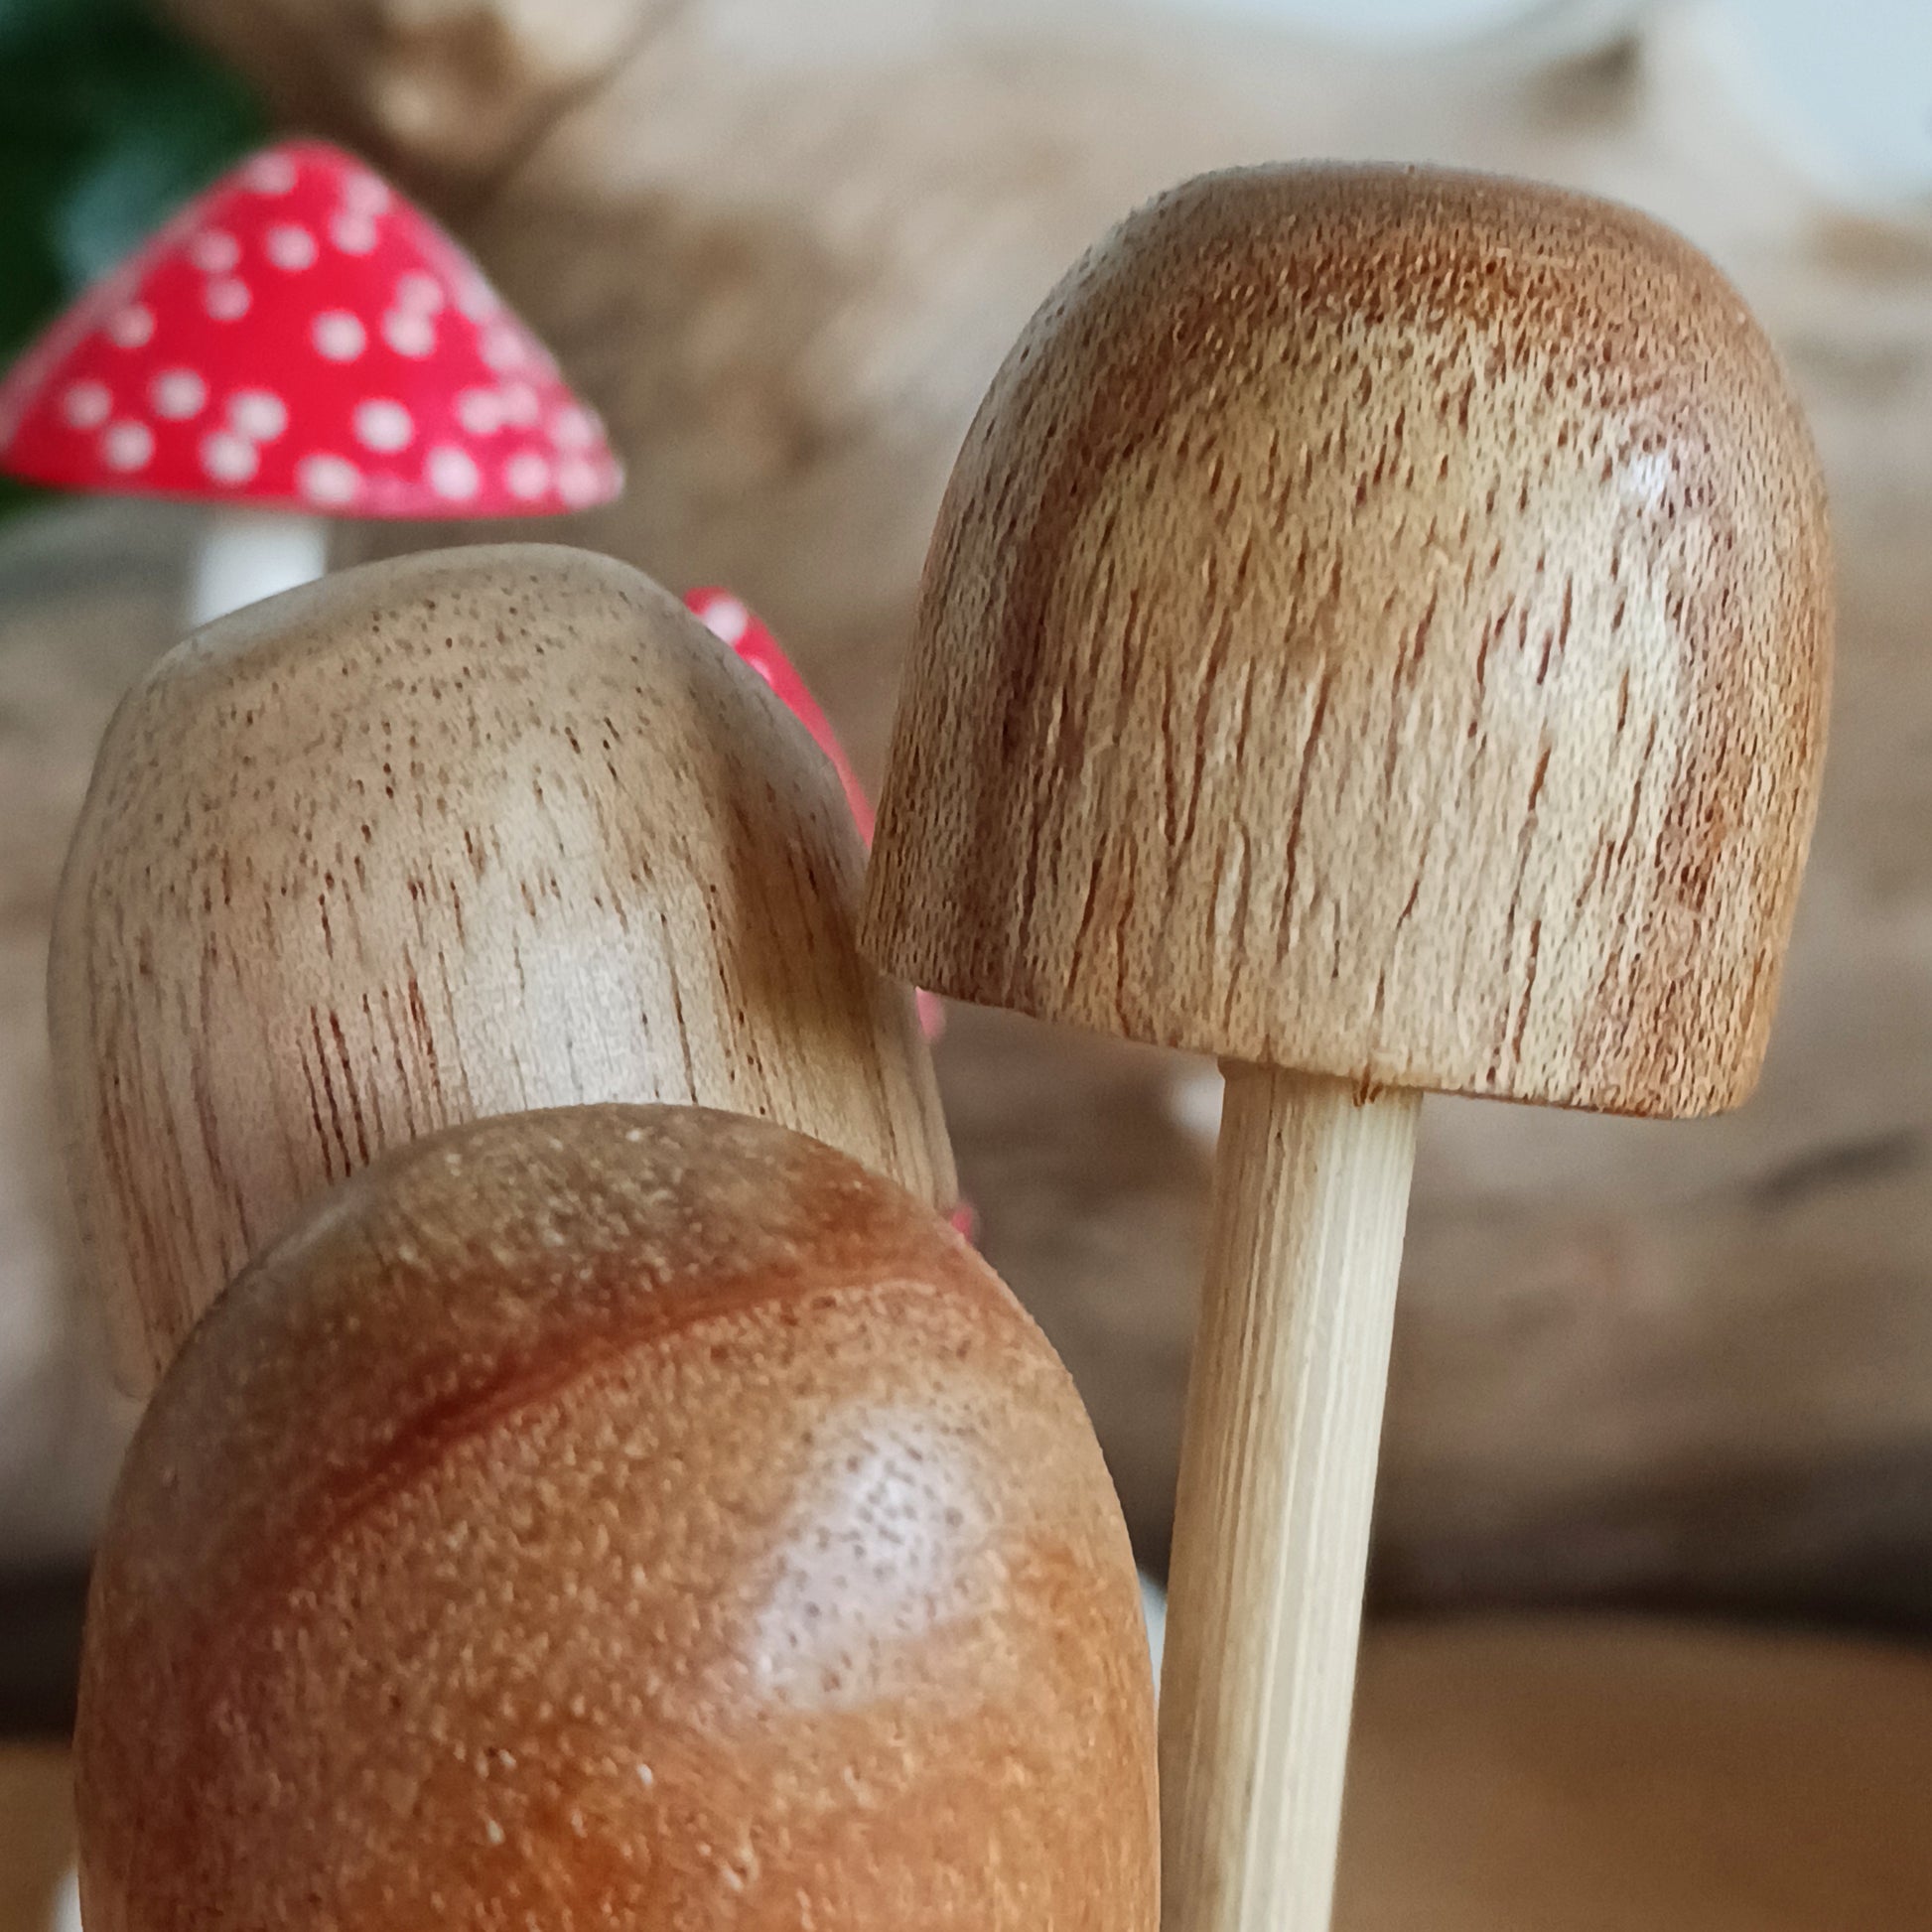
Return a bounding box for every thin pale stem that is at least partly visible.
[187,507,328,628]
[1160,1060,1420,1932]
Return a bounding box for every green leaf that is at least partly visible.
[0,0,268,519]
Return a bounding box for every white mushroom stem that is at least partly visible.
[187,506,330,627]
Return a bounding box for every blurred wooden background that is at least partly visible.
[3,3,1931,1924]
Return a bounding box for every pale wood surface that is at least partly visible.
[75,1106,1154,1932]
[862,164,1830,1118]
[1163,1066,1418,1932]
[50,544,953,1390]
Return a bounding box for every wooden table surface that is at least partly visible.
[9,1617,1928,1931]
[0,1747,69,1932]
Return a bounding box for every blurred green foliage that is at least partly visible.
[0,0,265,514]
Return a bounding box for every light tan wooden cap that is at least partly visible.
[52,543,953,1390]
[863,164,1831,1119]
[75,1104,1156,1930]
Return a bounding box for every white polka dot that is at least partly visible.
[353,398,413,453]
[105,304,154,348]
[61,380,111,430]
[557,456,604,505]
[297,454,360,507]
[200,430,258,484]
[205,278,251,321]
[497,381,539,428]
[503,452,550,500]
[381,310,436,357]
[480,326,527,372]
[698,595,750,645]
[244,152,297,194]
[343,172,391,215]
[150,370,207,420]
[455,275,499,323]
[427,446,481,501]
[265,223,318,270]
[313,311,366,361]
[100,421,153,472]
[227,389,288,442]
[330,212,378,255]
[455,388,501,436]
[190,229,239,273]
[550,404,600,451]
[394,271,444,314]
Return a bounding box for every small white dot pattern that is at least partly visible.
[0,138,621,515]
[151,370,207,419]
[101,421,153,471]
[353,399,413,453]
[228,390,288,442]
[62,380,111,429]
[201,430,259,484]
[266,224,319,271]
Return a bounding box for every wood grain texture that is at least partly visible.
[863,163,1832,1117]
[73,1103,1156,1932]
[1161,1065,1417,1932]
[49,543,953,1390]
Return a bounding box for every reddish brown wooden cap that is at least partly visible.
[75,1103,1155,1931]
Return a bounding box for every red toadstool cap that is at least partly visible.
[686,584,952,1049]
[686,587,875,841]
[0,140,621,518]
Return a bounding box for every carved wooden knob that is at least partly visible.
[52,543,952,1388]
[75,1104,1155,1931]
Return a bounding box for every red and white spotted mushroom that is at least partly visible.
[0,139,621,625]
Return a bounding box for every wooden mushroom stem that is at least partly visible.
[1162,1064,1418,1932]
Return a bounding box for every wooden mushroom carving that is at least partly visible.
[862,164,1831,1932]
[52,542,953,1387]
[74,1104,1158,1931]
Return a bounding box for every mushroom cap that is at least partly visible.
[687,587,876,840]
[51,544,952,1389]
[74,1103,1157,1932]
[862,164,1832,1118]
[685,585,949,1048]
[0,139,621,517]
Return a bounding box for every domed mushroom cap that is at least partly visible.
[863,164,1831,1118]
[74,1104,1156,1932]
[52,543,952,1387]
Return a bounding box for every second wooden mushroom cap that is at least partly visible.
[53,543,952,1387]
